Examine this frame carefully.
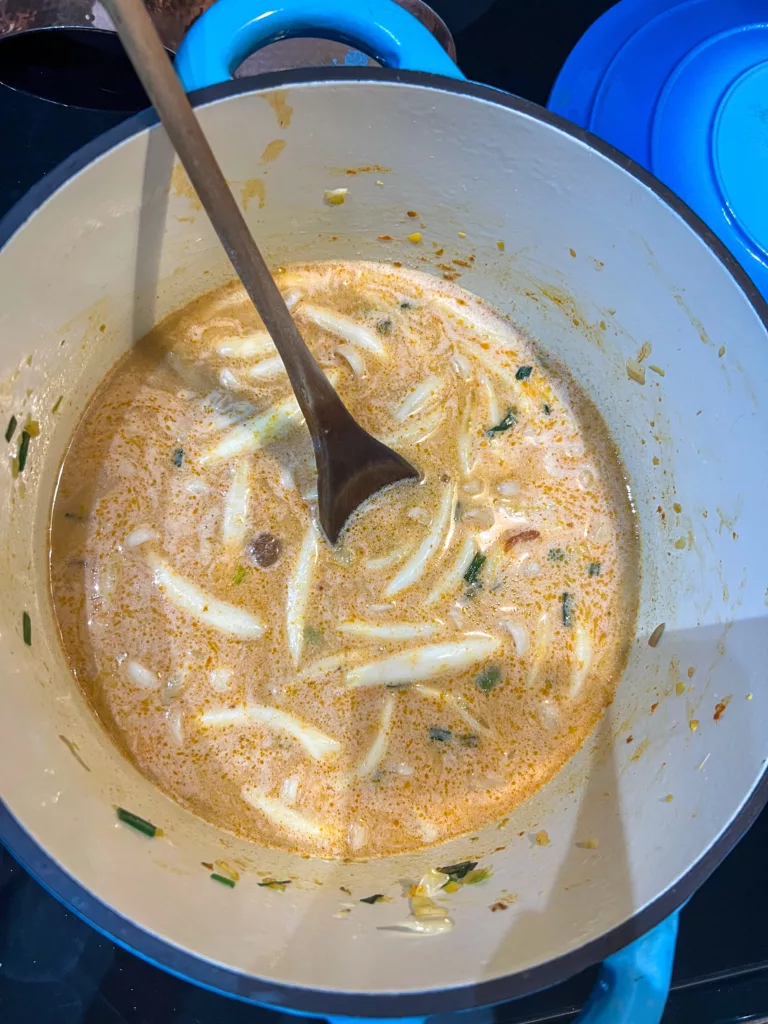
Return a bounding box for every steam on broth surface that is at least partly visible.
[50,261,638,859]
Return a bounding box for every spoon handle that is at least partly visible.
[104,0,338,437]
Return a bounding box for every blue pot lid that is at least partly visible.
[549,0,768,298]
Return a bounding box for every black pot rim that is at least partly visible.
[1,66,767,1017]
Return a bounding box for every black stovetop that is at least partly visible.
[1,3,768,1022]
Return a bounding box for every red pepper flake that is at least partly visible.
[434,247,444,256]
[714,697,732,722]
[453,259,471,267]
[626,735,633,744]
[407,210,419,218]
[503,529,541,551]
[650,702,659,713]
[648,623,666,648]
[378,234,392,240]
[490,894,517,911]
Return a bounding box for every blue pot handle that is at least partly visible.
[576,910,679,1024]
[174,0,464,92]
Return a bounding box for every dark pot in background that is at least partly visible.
[0,0,454,214]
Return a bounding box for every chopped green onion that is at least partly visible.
[464,866,493,885]
[548,548,566,562]
[231,565,247,585]
[5,415,17,442]
[439,860,478,882]
[17,430,31,473]
[459,733,479,748]
[542,403,551,416]
[117,807,159,837]
[360,893,386,904]
[171,447,184,467]
[303,624,323,645]
[561,592,574,627]
[258,879,291,892]
[210,873,235,888]
[52,395,64,415]
[476,664,502,692]
[22,611,31,646]
[428,726,452,743]
[587,561,602,577]
[515,365,532,380]
[487,409,516,435]
[376,318,393,335]
[463,551,486,585]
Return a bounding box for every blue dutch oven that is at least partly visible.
[1,3,767,1024]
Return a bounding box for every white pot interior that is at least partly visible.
[1,76,767,1008]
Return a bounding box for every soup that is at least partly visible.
[50,261,638,859]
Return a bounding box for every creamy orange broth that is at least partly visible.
[50,262,638,859]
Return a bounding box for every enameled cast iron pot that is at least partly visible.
[1,0,767,1018]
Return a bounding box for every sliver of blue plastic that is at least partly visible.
[175,2,680,1021]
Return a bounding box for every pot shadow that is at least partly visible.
[131,121,175,344]
[442,614,765,1013]
[478,708,633,1003]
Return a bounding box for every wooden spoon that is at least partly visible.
[104,0,419,543]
